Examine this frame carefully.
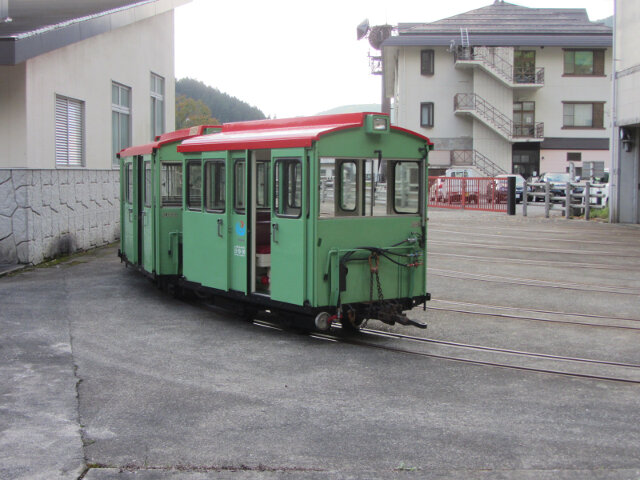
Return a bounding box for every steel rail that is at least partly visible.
[427,252,638,271]
[428,268,640,296]
[430,298,640,322]
[252,320,640,385]
[426,305,640,331]
[427,239,640,259]
[355,327,640,369]
[429,228,633,247]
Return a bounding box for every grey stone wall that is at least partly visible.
[0,169,120,265]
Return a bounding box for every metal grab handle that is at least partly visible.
[217,218,223,237]
[272,223,279,243]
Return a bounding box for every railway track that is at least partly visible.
[428,239,640,259]
[427,299,640,331]
[428,267,640,296]
[429,228,636,247]
[253,319,640,385]
[428,251,640,272]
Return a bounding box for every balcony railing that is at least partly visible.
[454,93,544,141]
[455,47,544,87]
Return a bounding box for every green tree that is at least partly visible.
[175,94,220,129]
[176,78,266,123]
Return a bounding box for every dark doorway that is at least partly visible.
[512,143,540,179]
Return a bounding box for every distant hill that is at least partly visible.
[176,78,266,123]
[316,104,382,115]
[596,16,613,28]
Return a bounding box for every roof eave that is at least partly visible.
[0,0,190,65]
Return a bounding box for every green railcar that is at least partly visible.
[118,125,220,282]
[120,113,432,331]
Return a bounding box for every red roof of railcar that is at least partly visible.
[178,113,431,153]
[117,125,221,158]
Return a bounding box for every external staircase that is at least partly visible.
[454,93,544,142]
[454,46,544,88]
[450,150,508,177]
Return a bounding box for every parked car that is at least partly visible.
[486,174,525,203]
[531,172,583,202]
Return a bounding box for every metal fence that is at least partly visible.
[523,181,608,219]
[428,176,508,212]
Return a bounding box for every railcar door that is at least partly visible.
[121,156,138,264]
[140,157,154,273]
[203,158,228,290]
[228,155,248,294]
[270,150,307,305]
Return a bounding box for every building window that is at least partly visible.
[420,102,434,127]
[567,152,582,162]
[420,50,434,75]
[513,101,535,136]
[112,83,131,167]
[55,95,84,167]
[562,102,604,128]
[150,73,165,140]
[563,49,605,76]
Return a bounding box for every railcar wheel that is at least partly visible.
[340,309,365,333]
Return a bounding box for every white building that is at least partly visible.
[381,1,612,179]
[611,0,640,224]
[0,0,188,265]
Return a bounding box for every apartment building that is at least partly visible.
[0,0,188,265]
[381,0,612,179]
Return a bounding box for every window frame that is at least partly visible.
[420,49,434,76]
[204,159,226,213]
[392,161,422,215]
[125,163,133,204]
[233,159,246,214]
[186,160,203,211]
[273,158,303,219]
[144,160,152,208]
[562,101,605,129]
[150,73,165,141]
[160,162,183,207]
[112,82,131,168]
[563,49,605,77]
[420,102,434,128]
[55,94,85,167]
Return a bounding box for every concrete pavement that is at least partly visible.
[1,211,639,479]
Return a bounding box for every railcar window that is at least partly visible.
[319,159,336,217]
[319,158,419,217]
[340,161,357,211]
[126,163,133,204]
[393,161,420,214]
[161,163,182,207]
[205,161,225,212]
[234,160,246,213]
[274,159,302,218]
[144,162,151,208]
[256,161,270,208]
[187,161,202,210]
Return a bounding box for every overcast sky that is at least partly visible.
[175,0,613,119]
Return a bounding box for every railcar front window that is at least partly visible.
[161,163,182,207]
[393,161,420,214]
[340,161,357,211]
[205,161,225,212]
[187,161,202,210]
